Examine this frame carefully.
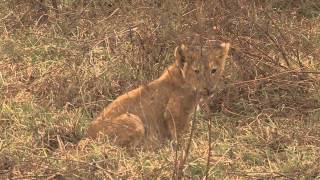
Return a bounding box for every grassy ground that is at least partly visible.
[1,0,320,179]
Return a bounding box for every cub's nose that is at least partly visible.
[205,88,214,96]
[199,88,213,96]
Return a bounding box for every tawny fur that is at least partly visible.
[87,41,230,147]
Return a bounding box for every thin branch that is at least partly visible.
[204,103,212,180]
[175,92,199,179]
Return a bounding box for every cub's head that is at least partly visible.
[174,40,230,95]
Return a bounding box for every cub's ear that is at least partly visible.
[211,40,231,54]
[174,44,188,68]
[220,42,231,54]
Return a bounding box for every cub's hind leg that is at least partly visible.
[88,113,145,147]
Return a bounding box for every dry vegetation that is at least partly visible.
[1,0,320,179]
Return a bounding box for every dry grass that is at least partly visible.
[1,0,320,179]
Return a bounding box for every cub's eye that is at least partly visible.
[211,68,217,74]
[194,69,200,74]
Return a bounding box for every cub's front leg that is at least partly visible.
[164,94,197,140]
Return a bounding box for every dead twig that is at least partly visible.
[203,100,212,180]
[174,92,200,179]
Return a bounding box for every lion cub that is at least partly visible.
[87,41,230,147]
